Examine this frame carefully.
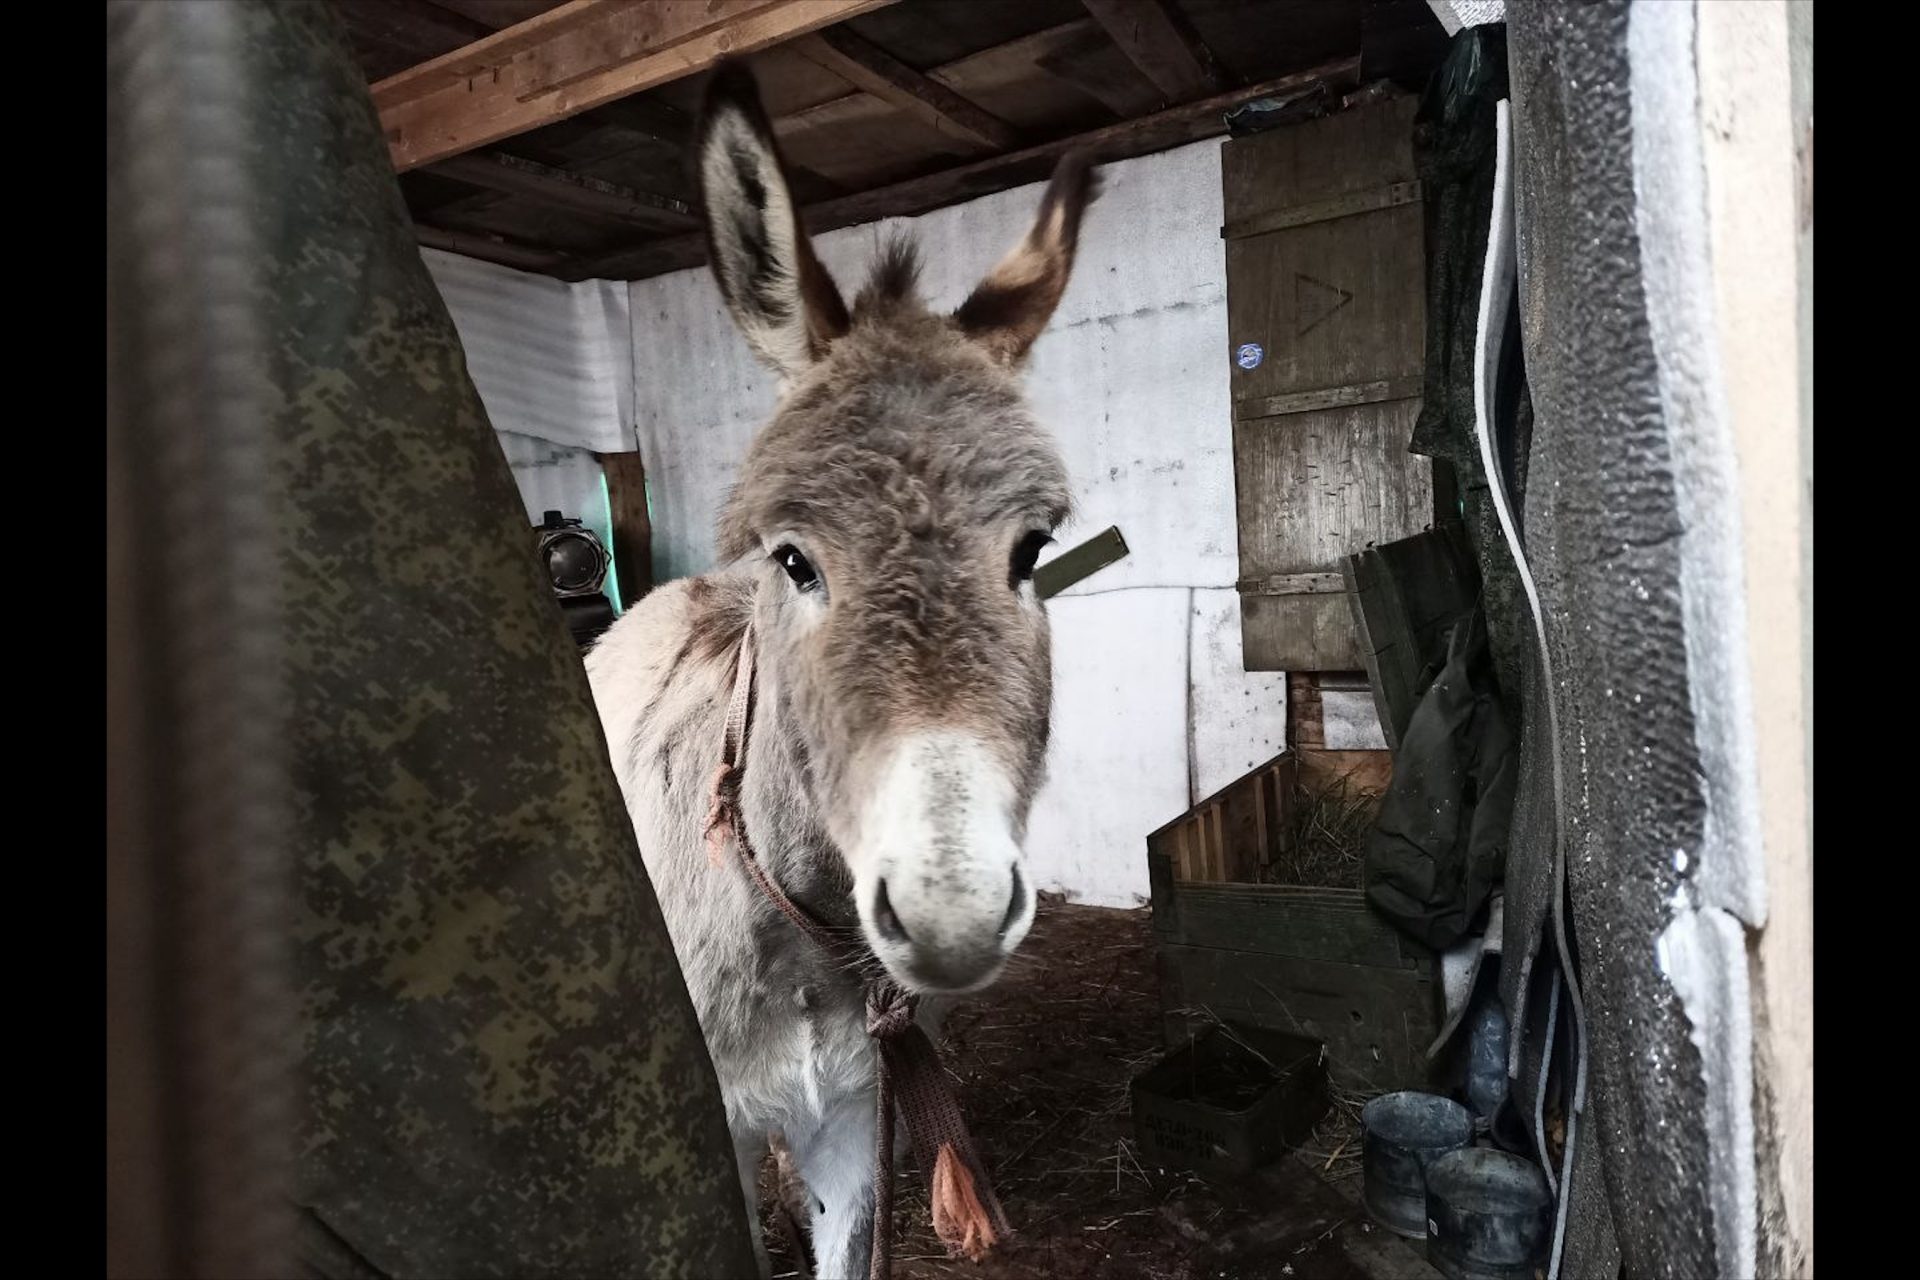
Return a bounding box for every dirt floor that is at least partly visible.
[765,897,1439,1280]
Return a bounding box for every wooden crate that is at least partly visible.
[1145,754,1296,885]
[1146,751,1439,1092]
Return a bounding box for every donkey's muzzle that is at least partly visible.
[871,863,1032,993]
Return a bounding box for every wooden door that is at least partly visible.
[1224,97,1437,672]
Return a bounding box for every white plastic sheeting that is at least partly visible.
[422,247,634,454]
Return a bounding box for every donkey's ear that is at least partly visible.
[954,151,1100,366]
[697,62,849,380]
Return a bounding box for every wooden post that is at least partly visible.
[598,451,653,608]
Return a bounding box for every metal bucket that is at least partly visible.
[1424,1148,1554,1280]
[1360,1092,1474,1238]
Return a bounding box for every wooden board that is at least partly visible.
[350,0,1454,280]
[1033,525,1129,600]
[1231,398,1433,568]
[1156,941,1438,1091]
[1283,674,1392,792]
[1145,744,1432,1088]
[1240,589,1362,672]
[1225,204,1426,404]
[1145,753,1296,886]
[840,0,1086,72]
[1233,399,1434,671]
[1034,23,1166,119]
[1221,93,1420,223]
[375,0,896,172]
[1081,0,1221,104]
[571,56,1361,280]
[599,451,654,607]
[1294,748,1394,796]
[791,26,1021,153]
[1222,96,1433,674]
[1155,881,1420,970]
[1180,0,1367,87]
[1148,870,1439,1093]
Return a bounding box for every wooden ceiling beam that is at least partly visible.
[790,26,1020,154]
[567,56,1360,282]
[1079,0,1223,104]
[430,151,696,229]
[416,89,846,229]
[374,0,898,173]
[1033,24,1164,119]
[414,223,575,273]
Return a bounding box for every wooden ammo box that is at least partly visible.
[1131,1024,1328,1178]
[1146,752,1440,1091]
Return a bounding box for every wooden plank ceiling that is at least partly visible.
[340,0,1449,282]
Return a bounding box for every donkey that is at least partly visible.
[585,64,1096,1279]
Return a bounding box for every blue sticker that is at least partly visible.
[1235,342,1264,370]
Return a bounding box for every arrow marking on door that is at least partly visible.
[1294,272,1354,336]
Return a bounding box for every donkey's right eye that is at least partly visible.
[773,545,821,593]
[1010,531,1053,588]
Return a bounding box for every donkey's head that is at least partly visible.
[698,65,1096,995]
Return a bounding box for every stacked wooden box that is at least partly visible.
[1147,751,1440,1091]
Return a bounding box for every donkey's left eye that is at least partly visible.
[773,544,821,592]
[1010,531,1053,588]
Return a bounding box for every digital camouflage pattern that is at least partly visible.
[250,4,756,1275]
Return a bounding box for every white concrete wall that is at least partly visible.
[626,141,1290,906]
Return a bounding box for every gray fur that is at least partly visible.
[586,65,1094,1279]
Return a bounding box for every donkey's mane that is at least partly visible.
[852,235,923,319]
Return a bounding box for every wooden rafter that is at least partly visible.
[567,56,1361,281]
[1034,24,1164,119]
[1080,0,1222,104]
[375,0,897,173]
[790,26,1020,154]
[431,151,695,229]
[415,223,573,273]
[597,451,655,606]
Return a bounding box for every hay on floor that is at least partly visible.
[1260,776,1381,889]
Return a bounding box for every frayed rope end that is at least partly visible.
[931,1143,999,1262]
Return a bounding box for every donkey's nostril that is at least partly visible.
[874,878,911,944]
[999,864,1030,939]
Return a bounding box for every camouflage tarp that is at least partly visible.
[248,4,754,1275]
